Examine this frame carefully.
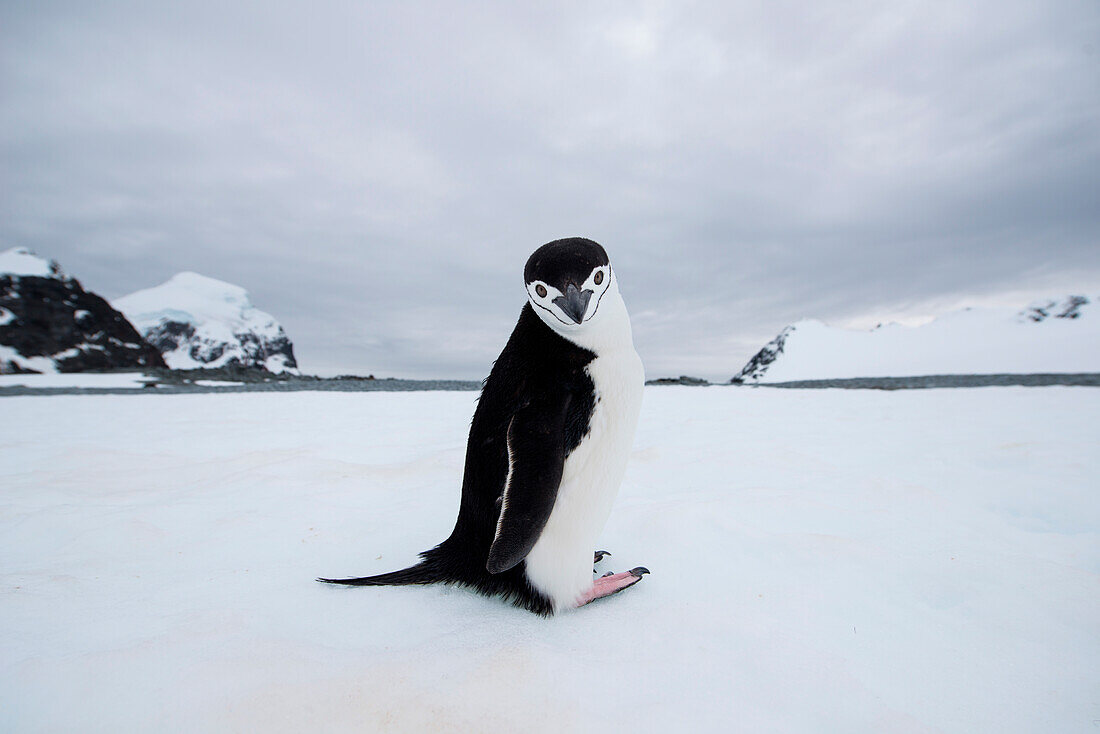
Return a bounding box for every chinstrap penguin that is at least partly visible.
[319,237,647,615]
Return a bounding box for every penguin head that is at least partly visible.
[524,238,615,330]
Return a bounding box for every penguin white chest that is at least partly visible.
[523,348,644,610]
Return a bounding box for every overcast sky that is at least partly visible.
[2,1,1098,379]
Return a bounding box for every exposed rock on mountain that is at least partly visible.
[730,326,793,383]
[1017,295,1089,322]
[114,272,298,373]
[0,247,166,373]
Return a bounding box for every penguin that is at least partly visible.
[319,237,647,615]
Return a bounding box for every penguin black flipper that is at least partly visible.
[485,390,572,575]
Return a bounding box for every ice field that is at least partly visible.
[1,386,1097,732]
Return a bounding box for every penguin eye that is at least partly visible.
[535,284,547,298]
[593,271,604,286]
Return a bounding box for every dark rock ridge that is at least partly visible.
[645,375,710,386]
[0,260,166,373]
[1018,295,1089,322]
[730,326,793,383]
[141,319,297,372]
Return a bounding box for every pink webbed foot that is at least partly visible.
[577,567,650,607]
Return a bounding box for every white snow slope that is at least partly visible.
[738,296,1100,382]
[1,387,1097,733]
[114,272,297,373]
[0,246,61,278]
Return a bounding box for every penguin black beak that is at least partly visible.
[553,283,593,324]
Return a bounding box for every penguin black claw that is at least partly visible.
[594,550,611,563]
[629,566,650,577]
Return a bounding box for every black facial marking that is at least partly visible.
[524,237,609,291]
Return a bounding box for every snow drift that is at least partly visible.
[115,272,298,373]
[734,295,1100,383]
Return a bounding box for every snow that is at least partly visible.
[0,371,150,388]
[113,272,297,373]
[0,307,13,326]
[263,352,295,373]
[0,246,59,278]
[1,387,1096,733]
[741,296,1100,382]
[0,345,57,374]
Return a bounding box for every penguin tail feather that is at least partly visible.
[316,563,441,587]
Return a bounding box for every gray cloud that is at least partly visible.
[2,1,1098,379]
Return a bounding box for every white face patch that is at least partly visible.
[526,265,613,327]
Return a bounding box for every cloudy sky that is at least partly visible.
[2,1,1098,379]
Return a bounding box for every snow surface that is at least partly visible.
[741,296,1100,382]
[1,387,1097,733]
[0,372,151,388]
[114,272,296,373]
[0,246,60,278]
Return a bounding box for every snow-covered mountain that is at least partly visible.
[0,247,166,374]
[734,295,1100,383]
[114,272,298,373]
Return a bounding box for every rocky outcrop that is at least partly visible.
[731,326,793,383]
[0,247,166,373]
[114,272,298,373]
[646,375,710,386]
[1017,295,1089,322]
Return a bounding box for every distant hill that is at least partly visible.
[114,272,298,373]
[733,295,1100,383]
[0,247,165,374]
